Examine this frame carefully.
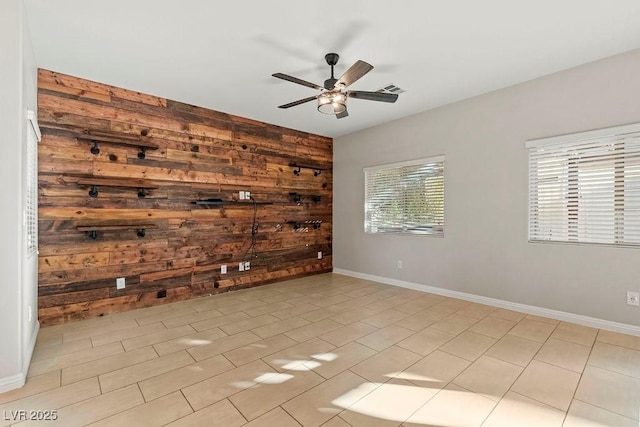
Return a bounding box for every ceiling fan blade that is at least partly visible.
[336,60,373,88]
[278,96,318,109]
[347,91,398,103]
[272,73,323,90]
[336,109,349,119]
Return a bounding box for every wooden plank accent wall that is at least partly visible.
[37,69,333,325]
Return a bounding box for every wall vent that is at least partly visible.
[377,83,406,94]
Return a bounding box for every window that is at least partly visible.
[364,156,444,236]
[26,110,41,257]
[527,123,640,246]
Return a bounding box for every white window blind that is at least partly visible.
[26,110,41,257]
[527,123,640,246]
[364,156,444,236]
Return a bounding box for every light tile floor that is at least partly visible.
[2,273,639,426]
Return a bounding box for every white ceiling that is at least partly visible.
[24,0,640,138]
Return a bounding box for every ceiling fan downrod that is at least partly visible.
[324,53,339,90]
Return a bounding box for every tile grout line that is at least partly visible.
[569,397,640,422]
[278,405,304,426]
[224,397,249,425]
[442,309,520,424]
[289,369,383,426]
[559,327,620,424]
[220,353,238,369]
[178,388,197,414]
[465,316,561,424]
[397,379,446,426]
[406,311,513,425]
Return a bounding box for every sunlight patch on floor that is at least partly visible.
[335,381,436,423]
[386,371,441,382]
[311,352,338,362]
[254,373,294,384]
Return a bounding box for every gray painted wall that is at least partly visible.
[0,0,39,392]
[0,0,24,387]
[334,49,640,327]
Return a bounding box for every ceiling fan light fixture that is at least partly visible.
[317,91,346,115]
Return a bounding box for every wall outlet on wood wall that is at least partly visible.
[221,265,227,274]
[116,277,125,289]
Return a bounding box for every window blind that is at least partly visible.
[364,156,444,236]
[527,123,640,246]
[26,110,41,257]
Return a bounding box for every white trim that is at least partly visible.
[0,322,39,394]
[0,372,26,394]
[525,121,640,148]
[333,268,640,337]
[23,321,39,374]
[363,155,445,172]
[26,109,41,142]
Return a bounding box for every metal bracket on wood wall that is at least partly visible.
[289,163,326,177]
[77,224,158,240]
[289,192,322,205]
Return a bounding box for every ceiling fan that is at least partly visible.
[272,53,399,119]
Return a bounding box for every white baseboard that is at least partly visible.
[0,372,25,394]
[0,321,40,394]
[333,268,640,337]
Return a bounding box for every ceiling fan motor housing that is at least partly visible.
[324,78,338,90]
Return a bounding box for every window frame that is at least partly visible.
[364,155,445,236]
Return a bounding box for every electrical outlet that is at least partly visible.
[221,264,227,274]
[239,262,245,272]
[116,277,126,289]
[318,251,323,259]
[245,261,251,270]
[245,191,250,199]
[239,191,246,200]
[397,260,403,269]
[627,291,639,306]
